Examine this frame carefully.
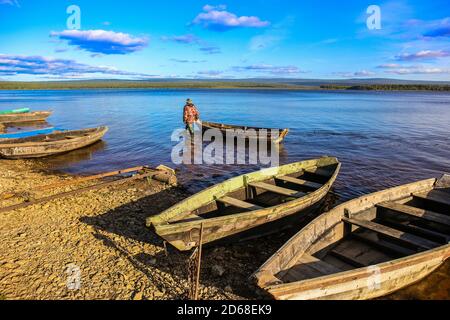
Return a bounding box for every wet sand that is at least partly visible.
[0,160,448,300]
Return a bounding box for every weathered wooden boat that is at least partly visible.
[252,175,450,300]
[201,121,289,144]
[0,126,108,159]
[147,157,340,251]
[0,108,30,115]
[0,111,52,123]
[0,127,58,140]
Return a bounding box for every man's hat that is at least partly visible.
[186,98,193,104]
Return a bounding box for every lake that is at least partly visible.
[1,89,449,199]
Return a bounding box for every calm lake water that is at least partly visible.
[1,89,449,199]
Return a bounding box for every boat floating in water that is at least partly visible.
[0,126,108,159]
[0,108,30,115]
[0,127,60,140]
[0,111,52,124]
[147,157,340,251]
[252,175,450,300]
[201,121,289,144]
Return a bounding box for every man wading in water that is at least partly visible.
[183,98,200,137]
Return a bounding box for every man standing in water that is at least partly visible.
[183,98,200,137]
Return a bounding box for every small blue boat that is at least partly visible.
[0,127,63,139]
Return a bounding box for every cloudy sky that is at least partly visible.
[0,0,449,81]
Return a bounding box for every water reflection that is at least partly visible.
[2,121,51,133]
[35,140,107,168]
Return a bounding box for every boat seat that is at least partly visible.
[343,217,440,250]
[351,230,416,257]
[380,219,450,243]
[276,176,322,189]
[329,249,368,268]
[217,196,263,211]
[249,182,306,198]
[413,190,450,207]
[377,201,450,227]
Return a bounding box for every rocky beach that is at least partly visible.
[0,160,448,300]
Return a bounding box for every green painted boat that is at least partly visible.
[147,157,341,251]
[0,108,30,115]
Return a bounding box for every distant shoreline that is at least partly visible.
[0,81,449,91]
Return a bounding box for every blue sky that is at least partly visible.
[0,0,449,81]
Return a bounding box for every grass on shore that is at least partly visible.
[0,81,449,91]
[0,81,316,90]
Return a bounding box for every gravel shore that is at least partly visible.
[0,160,448,300]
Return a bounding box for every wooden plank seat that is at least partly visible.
[249,182,306,198]
[329,249,368,268]
[377,201,450,227]
[217,196,263,211]
[380,219,450,244]
[351,230,416,257]
[275,176,322,190]
[413,190,450,207]
[343,217,440,250]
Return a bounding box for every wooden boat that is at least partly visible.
[252,175,450,300]
[201,121,289,144]
[0,126,108,159]
[0,111,52,124]
[0,108,30,115]
[0,127,57,140]
[147,157,340,251]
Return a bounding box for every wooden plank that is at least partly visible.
[380,219,450,244]
[276,176,322,189]
[217,196,263,211]
[413,190,450,207]
[329,249,367,268]
[281,265,320,282]
[352,231,416,257]
[378,201,450,227]
[343,218,440,250]
[298,254,343,275]
[0,170,166,214]
[249,182,306,198]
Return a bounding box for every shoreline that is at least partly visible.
[0,81,449,92]
[0,160,448,300]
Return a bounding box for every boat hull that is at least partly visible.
[253,178,450,300]
[201,121,289,144]
[148,157,340,251]
[0,126,108,159]
[0,111,52,123]
[266,246,449,300]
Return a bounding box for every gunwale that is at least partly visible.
[252,177,450,300]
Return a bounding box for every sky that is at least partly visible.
[0,0,449,81]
